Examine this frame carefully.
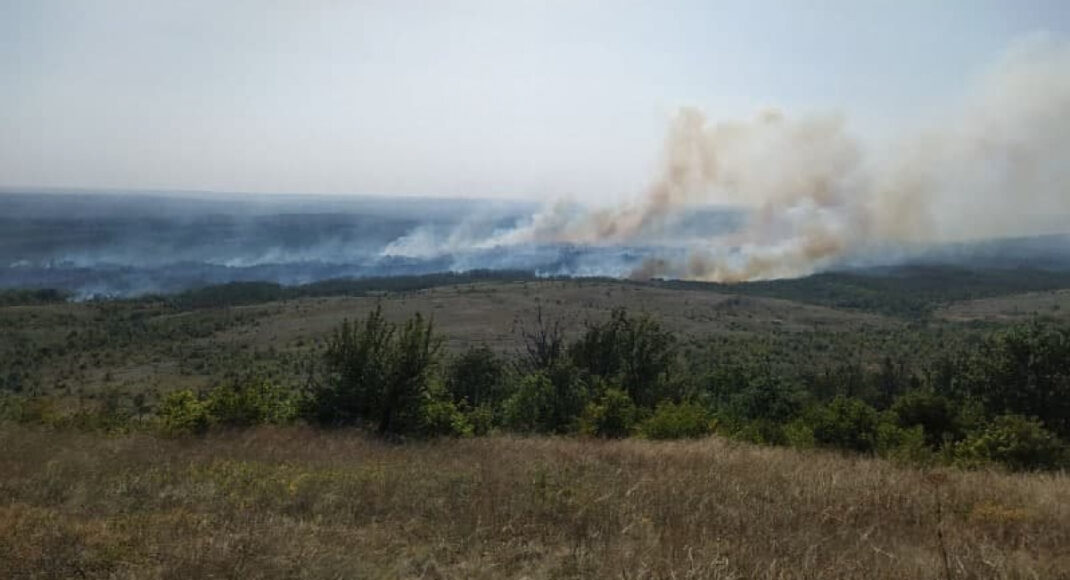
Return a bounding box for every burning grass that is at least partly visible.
[1,426,1068,579]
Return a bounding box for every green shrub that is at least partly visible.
[581,387,638,438]
[308,307,442,435]
[875,421,932,464]
[207,377,300,427]
[783,418,816,449]
[891,389,963,448]
[466,404,495,436]
[809,397,880,454]
[420,397,472,438]
[157,390,209,436]
[953,415,1066,471]
[502,364,588,434]
[639,401,710,440]
[446,345,506,408]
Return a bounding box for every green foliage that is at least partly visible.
[206,377,300,427]
[953,415,1066,471]
[808,397,881,454]
[581,388,638,438]
[503,363,588,434]
[639,401,711,440]
[890,389,963,448]
[570,307,676,408]
[157,389,210,436]
[465,404,495,436]
[965,322,1070,439]
[308,306,442,435]
[875,422,932,464]
[419,396,472,438]
[446,345,505,408]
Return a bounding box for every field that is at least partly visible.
[3,425,1069,579]
[3,267,1070,578]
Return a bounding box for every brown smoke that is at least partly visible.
[496,38,1070,282]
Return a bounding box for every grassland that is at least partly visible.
[2,425,1068,579]
[4,269,1070,578]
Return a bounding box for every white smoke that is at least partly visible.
[423,37,1070,282]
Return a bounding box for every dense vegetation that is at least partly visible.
[6,298,1068,472]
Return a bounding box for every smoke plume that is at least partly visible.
[490,37,1070,282]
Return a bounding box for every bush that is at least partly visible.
[420,397,472,438]
[446,345,506,408]
[157,390,209,436]
[581,387,638,438]
[308,307,442,435]
[466,404,495,436]
[639,401,710,440]
[207,377,300,427]
[569,308,675,408]
[953,415,1066,471]
[502,365,588,434]
[809,397,880,454]
[891,389,963,448]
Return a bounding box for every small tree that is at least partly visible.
[581,387,638,438]
[446,345,505,408]
[308,306,443,436]
[954,415,1066,471]
[809,396,881,454]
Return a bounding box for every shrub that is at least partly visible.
[953,415,1066,471]
[570,308,675,408]
[446,345,506,408]
[639,401,710,440]
[502,365,588,434]
[420,397,472,438]
[466,404,495,436]
[207,377,299,427]
[891,389,963,448]
[308,307,442,435]
[157,390,209,436]
[809,397,880,454]
[783,418,816,449]
[581,387,638,438]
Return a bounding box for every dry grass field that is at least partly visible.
[2,425,1068,579]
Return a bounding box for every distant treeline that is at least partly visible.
[664,265,1070,318]
[5,264,1070,318]
[0,288,70,307]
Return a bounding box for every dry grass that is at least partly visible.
[2,426,1068,579]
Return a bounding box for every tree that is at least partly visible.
[569,307,675,408]
[446,345,505,408]
[309,306,442,435]
[966,322,1070,438]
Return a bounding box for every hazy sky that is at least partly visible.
[2,0,1067,201]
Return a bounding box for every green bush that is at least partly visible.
[207,377,300,427]
[953,415,1066,471]
[308,307,442,435]
[446,345,506,408]
[157,390,209,436]
[420,396,472,438]
[809,397,880,454]
[466,404,495,436]
[502,364,588,434]
[639,401,710,440]
[891,389,963,448]
[581,387,638,438]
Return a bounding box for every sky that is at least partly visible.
[1,0,1068,202]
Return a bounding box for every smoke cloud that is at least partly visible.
[480,37,1070,282]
